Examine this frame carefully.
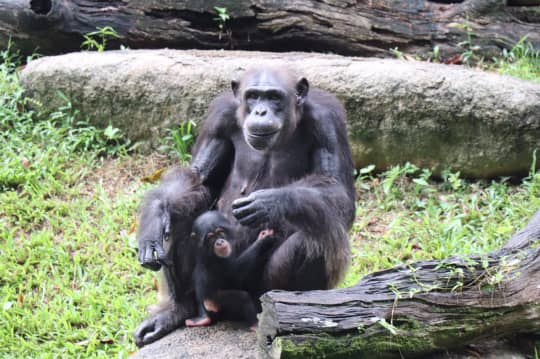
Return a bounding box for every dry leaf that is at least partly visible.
[142,168,166,183]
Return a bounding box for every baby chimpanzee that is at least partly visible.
[185,211,275,329]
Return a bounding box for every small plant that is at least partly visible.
[213,6,236,48]
[390,47,404,60]
[50,92,132,156]
[81,26,120,52]
[496,37,540,83]
[214,6,230,41]
[429,45,441,63]
[168,120,196,163]
[441,170,463,192]
[455,15,481,64]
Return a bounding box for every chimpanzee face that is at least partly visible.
[232,68,309,151]
[192,211,234,258]
[205,227,232,258]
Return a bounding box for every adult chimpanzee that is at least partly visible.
[133,66,355,347]
[186,211,276,329]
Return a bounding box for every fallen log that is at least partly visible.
[257,210,540,358]
[0,0,539,58]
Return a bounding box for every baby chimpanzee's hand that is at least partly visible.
[257,228,274,241]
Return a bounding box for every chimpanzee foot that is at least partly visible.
[203,299,220,313]
[134,307,185,347]
[185,315,212,327]
[258,228,274,240]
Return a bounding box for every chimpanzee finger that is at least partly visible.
[155,245,172,267]
[142,327,165,347]
[237,211,265,227]
[138,244,145,264]
[232,196,253,209]
[138,242,151,264]
[140,245,161,271]
[162,211,171,241]
[134,318,155,347]
[143,245,154,263]
[232,203,257,220]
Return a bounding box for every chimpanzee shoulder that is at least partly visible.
[304,88,347,130]
[201,92,239,137]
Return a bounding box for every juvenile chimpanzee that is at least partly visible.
[185,211,275,329]
[134,66,355,347]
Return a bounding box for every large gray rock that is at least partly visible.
[20,50,540,178]
[131,322,256,359]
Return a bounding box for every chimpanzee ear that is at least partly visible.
[231,80,240,97]
[296,77,309,105]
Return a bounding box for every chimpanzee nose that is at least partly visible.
[254,107,267,116]
[215,238,225,246]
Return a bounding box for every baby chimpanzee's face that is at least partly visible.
[204,227,232,258]
[192,211,235,258]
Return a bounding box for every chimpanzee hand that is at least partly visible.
[258,228,275,241]
[232,189,284,227]
[137,208,172,271]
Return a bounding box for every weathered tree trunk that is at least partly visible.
[257,210,540,358]
[0,0,539,58]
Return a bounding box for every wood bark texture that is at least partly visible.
[257,210,540,358]
[0,0,539,58]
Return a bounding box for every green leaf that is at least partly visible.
[413,178,429,186]
[359,164,376,175]
[378,319,398,335]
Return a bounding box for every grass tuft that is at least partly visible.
[341,163,540,287]
[494,37,540,83]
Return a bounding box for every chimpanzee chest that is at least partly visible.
[216,130,312,217]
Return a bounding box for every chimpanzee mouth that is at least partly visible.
[214,238,232,258]
[244,128,280,151]
[247,129,279,138]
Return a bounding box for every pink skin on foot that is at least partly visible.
[185,316,212,327]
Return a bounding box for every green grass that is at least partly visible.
[494,37,540,83]
[0,48,155,358]
[341,163,540,287]
[0,43,538,357]
[392,37,540,83]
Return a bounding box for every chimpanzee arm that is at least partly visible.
[190,93,237,193]
[232,234,276,284]
[137,94,236,270]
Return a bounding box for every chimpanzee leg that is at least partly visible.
[213,290,259,328]
[263,231,328,291]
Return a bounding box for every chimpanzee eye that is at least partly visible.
[268,93,281,102]
[246,92,258,101]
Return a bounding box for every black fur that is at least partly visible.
[186,211,275,327]
[134,67,355,347]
